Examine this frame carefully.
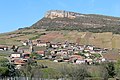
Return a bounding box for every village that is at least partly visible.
[1,39,120,69]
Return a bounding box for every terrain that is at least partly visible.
[30,10,120,34]
[1,10,120,80]
[1,10,120,49]
[0,29,120,49]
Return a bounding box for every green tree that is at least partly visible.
[30,52,42,60]
[60,65,90,80]
[20,63,42,80]
[104,62,116,78]
[0,57,9,77]
[0,67,9,78]
[0,57,19,78]
[100,66,109,80]
[115,60,120,79]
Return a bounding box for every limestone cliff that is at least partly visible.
[31,10,120,34]
[45,10,82,19]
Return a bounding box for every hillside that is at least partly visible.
[30,10,120,34]
[1,10,120,49]
[1,29,120,49]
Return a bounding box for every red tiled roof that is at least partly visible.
[70,55,84,60]
[14,59,26,65]
[36,51,45,54]
[23,52,31,54]
[0,45,8,48]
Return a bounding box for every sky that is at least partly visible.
[0,0,120,33]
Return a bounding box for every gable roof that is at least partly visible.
[11,52,21,54]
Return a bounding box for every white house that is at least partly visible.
[11,52,22,58]
[76,60,85,64]
[51,44,58,48]
[36,43,47,47]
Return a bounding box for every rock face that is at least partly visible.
[31,10,120,34]
[45,10,81,19]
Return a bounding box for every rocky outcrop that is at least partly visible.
[45,10,81,19]
[31,10,120,34]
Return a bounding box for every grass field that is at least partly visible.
[0,50,12,57]
[37,60,73,69]
[37,60,117,80]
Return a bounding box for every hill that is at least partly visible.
[1,10,120,49]
[30,10,120,34]
[1,29,120,49]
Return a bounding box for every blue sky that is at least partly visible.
[0,0,120,33]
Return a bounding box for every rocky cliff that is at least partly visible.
[45,10,81,19]
[31,10,120,34]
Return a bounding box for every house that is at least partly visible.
[21,40,28,46]
[51,54,57,59]
[53,49,68,57]
[36,40,50,47]
[84,53,91,57]
[51,44,59,48]
[76,60,85,64]
[10,52,22,58]
[102,48,108,53]
[74,51,79,54]
[10,52,23,64]
[73,47,79,51]
[84,58,93,64]
[93,47,102,53]
[70,55,84,63]
[21,40,32,46]
[53,59,63,62]
[87,45,94,51]
[62,44,67,48]
[84,48,91,52]
[61,49,68,55]
[22,52,31,59]
[36,50,45,57]
[69,42,75,47]
[0,45,8,50]
[56,42,62,48]
[60,41,72,48]
[36,42,47,47]
[13,58,28,65]
[67,48,74,55]
[62,55,70,61]
[84,45,94,52]
[50,49,60,54]
[77,45,85,51]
